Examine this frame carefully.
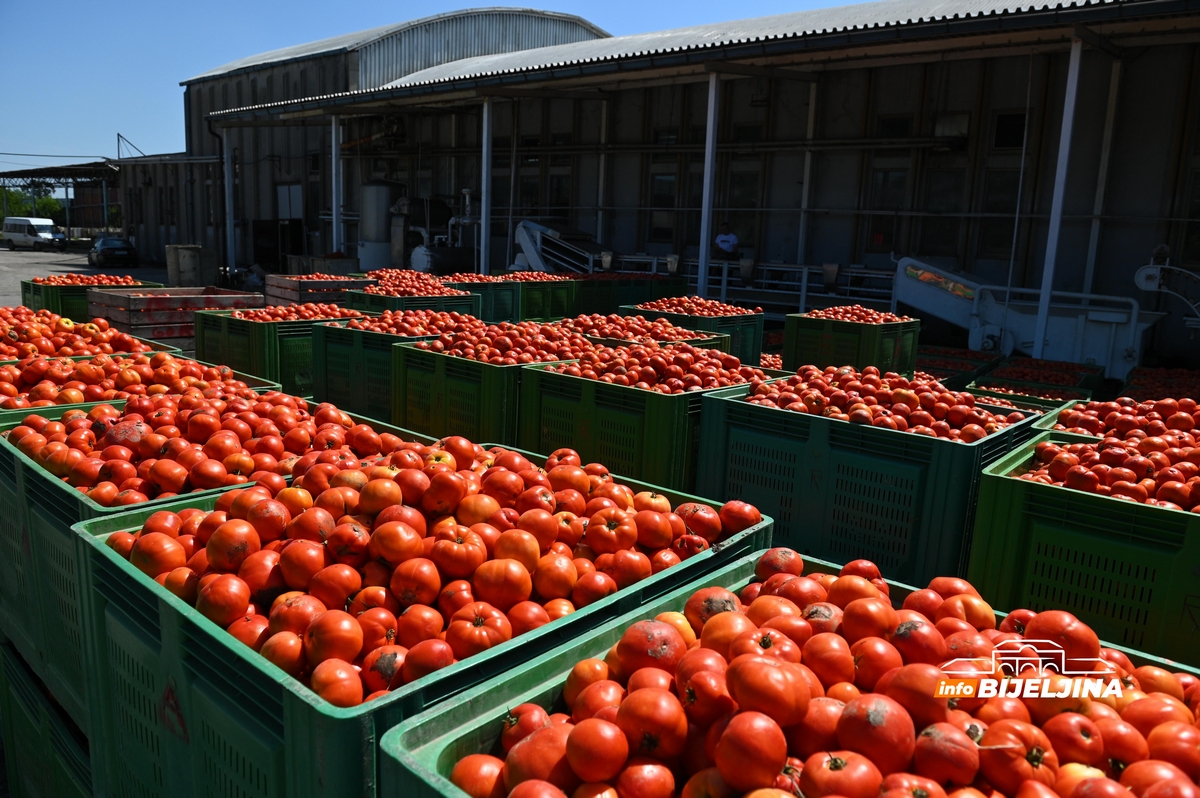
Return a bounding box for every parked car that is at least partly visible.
[1,217,63,250]
[87,237,139,267]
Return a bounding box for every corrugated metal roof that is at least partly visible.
[385,0,1114,88]
[183,7,608,84]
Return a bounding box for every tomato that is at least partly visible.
[884,663,949,729]
[1094,718,1149,778]
[310,658,362,707]
[1145,722,1200,780]
[446,601,513,659]
[849,636,901,690]
[614,687,688,758]
[570,571,617,608]
[1120,761,1190,797]
[889,618,948,664]
[390,557,442,607]
[129,532,186,577]
[584,508,638,554]
[836,693,915,775]
[400,638,455,683]
[676,503,722,542]
[260,631,306,677]
[712,710,786,791]
[914,721,980,786]
[725,655,810,726]
[614,758,675,798]
[473,558,532,611]
[1122,698,1194,738]
[450,753,506,798]
[699,612,757,660]
[566,717,629,782]
[196,574,251,627]
[881,772,949,798]
[841,597,899,642]
[616,620,687,675]
[1044,712,1106,766]
[800,750,883,798]
[684,587,742,634]
[361,645,407,693]
[978,719,1060,794]
[502,703,552,753]
[802,632,855,688]
[504,722,579,793]
[572,679,626,722]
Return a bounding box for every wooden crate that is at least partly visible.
[265,274,377,305]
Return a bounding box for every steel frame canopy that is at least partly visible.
[0,161,120,235]
[205,0,1200,282]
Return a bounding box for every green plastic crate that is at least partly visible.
[517,280,576,320]
[76,471,771,798]
[443,281,520,323]
[311,322,435,420]
[345,291,482,316]
[967,376,1092,404]
[195,310,376,395]
[0,644,92,798]
[0,399,401,737]
[379,545,1200,798]
[573,277,688,315]
[618,304,763,363]
[783,314,920,375]
[696,384,1041,585]
[583,332,731,352]
[21,280,166,320]
[969,431,1200,666]
[392,345,535,445]
[516,365,788,493]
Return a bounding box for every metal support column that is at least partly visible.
[796,81,819,271]
[222,130,236,270]
[1083,58,1121,295]
[596,99,608,245]
[64,183,70,239]
[480,98,493,273]
[697,72,720,298]
[102,178,110,234]
[1033,38,1083,359]
[331,116,343,253]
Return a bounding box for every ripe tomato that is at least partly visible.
[800,750,883,798]
[914,722,980,786]
[450,753,506,798]
[978,719,1060,794]
[714,710,787,791]
[566,718,628,782]
[504,722,579,793]
[614,687,688,758]
[446,601,513,659]
[310,658,362,707]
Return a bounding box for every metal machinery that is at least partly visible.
[388,189,479,275]
[894,256,1164,381]
[1134,247,1200,330]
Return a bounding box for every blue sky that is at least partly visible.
[0,0,843,171]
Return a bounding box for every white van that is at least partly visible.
[1,217,63,250]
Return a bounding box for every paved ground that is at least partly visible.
[0,247,169,309]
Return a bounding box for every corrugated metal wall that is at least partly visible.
[355,11,603,91]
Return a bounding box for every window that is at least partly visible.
[866,169,907,253]
[551,133,571,166]
[548,175,571,220]
[920,169,965,256]
[518,176,540,214]
[993,113,1027,150]
[309,153,320,174]
[649,173,677,241]
[978,169,1021,258]
[1183,172,1200,263]
[521,136,540,165]
[878,116,913,139]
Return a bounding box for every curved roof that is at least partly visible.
[183,7,609,84]
[385,0,1114,88]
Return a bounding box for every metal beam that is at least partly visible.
[331,116,343,253]
[1033,38,1083,359]
[796,81,819,268]
[222,131,235,270]
[1084,58,1121,295]
[480,98,493,273]
[697,72,720,298]
[475,87,609,101]
[596,99,608,246]
[705,61,819,82]
[1074,25,1123,58]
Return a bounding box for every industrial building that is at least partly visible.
[116,0,1200,371]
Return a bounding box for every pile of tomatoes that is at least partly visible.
[746,366,1025,440]
[363,270,472,297]
[31,274,142,286]
[991,367,1084,388]
[920,346,990,361]
[635,296,761,317]
[505,273,572,282]
[0,352,260,409]
[547,344,769,394]
[5,387,341,507]
[448,546,1200,798]
[1008,357,1103,376]
[919,357,978,372]
[340,310,485,339]
[1123,369,1200,403]
[761,354,783,370]
[276,273,354,281]
[1046,398,1199,439]
[0,309,152,361]
[231,304,364,322]
[560,315,714,344]
[975,383,1088,402]
[105,439,762,707]
[804,306,913,324]
[442,273,504,284]
[1017,437,1200,509]
[413,322,595,365]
